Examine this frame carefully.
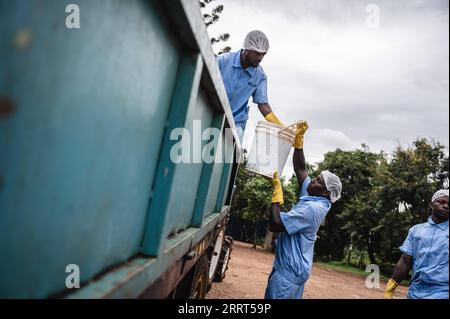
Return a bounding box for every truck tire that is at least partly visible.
[213,236,233,282]
[190,255,209,299]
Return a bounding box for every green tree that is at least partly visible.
[198,0,231,55]
[375,138,448,266]
[282,174,299,211]
[241,175,272,248]
[314,145,384,262]
[313,139,448,270]
[230,138,448,267]
[230,152,297,248]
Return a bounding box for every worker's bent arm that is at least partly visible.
[293,148,308,188]
[258,103,272,117]
[269,203,286,233]
[391,253,412,283]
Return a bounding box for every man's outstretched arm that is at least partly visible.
[292,122,309,187]
[258,103,284,126]
[384,254,412,299]
[258,103,272,117]
[269,203,285,233]
[293,148,308,190]
[269,172,286,233]
[392,254,412,283]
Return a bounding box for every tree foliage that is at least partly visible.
[198,0,231,55]
[231,152,296,247]
[229,138,448,269]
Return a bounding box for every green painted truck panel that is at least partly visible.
[0,0,241,298]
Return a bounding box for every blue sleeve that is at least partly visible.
[399,226,415,257]
[252,74,268,104]
[280,203,313,236]
[299,176,311,198]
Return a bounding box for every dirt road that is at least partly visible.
[207,241,408,299]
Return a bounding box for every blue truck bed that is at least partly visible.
[0,0,241,298]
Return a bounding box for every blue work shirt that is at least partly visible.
[217,50,268,126]
[400,217,449,299]
[274,177,332,285]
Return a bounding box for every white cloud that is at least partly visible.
[207,0,449,168]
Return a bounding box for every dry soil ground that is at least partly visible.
[207,241,408,299]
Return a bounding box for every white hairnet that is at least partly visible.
[321,170,342,203]
[432,189,449,203]
[243,30,269,53]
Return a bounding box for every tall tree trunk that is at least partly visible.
[264,223,273,251]
[239,222,245,242]
[367,236,377,265]
[347,245,352,265]
[252,221,258,249]
[358,252,365,268]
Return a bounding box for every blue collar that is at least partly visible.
[232,50,241,67]
[233,50,256,77]
[300,195,331,205]
[428,216,449,230]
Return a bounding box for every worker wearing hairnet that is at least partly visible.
[217,30,283,142]
[384,189,449,299]
[265,121,342,299]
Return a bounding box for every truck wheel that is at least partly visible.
[214,236,233,282]
[190,255,208,299]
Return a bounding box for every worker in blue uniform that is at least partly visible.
[217,30,284,142]
[265,121,343,299]
[384,189,449,299]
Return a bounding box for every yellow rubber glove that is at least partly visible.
[383,278,398,299]
[265,112,284,126]
[293,121,309,149]
[271,171,284,205]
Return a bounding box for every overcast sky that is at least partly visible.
[206,0,449,178]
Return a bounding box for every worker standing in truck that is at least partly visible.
[217,30,284,142]
[383,189,449,299]
[265,121,343,299]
